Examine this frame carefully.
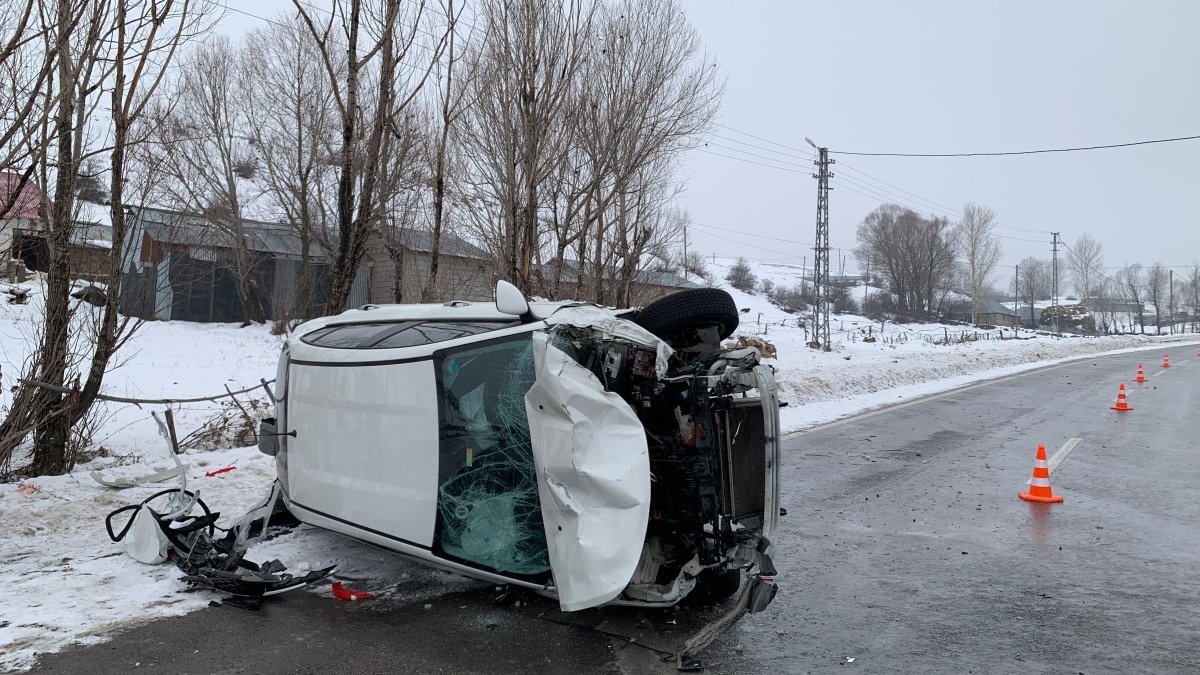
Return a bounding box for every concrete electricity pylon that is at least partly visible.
[806,137,834,351]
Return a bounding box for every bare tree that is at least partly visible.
[1146,262,1168,333]
[1066,233,1104,300]
[1116,263,1146,334]
[2,0,212,475]
[0,0,55,217]
[417,0,471,302]
[856,204,958,320]
[241,14,342,319]
[725,256,756,293]
[293,0,445,314]
[563,0,719,303]
[374,107,428,302]
[143,37,268,326]
[955,202,1001,324]
[459,0,595,294]
[1012,256,1051,326]
[606,167,688,306]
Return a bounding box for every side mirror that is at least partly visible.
[495,280,531,318]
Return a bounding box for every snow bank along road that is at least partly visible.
[28,343,1200,673]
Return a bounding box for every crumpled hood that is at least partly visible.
[543,304,673,375]
[524,331,652,611]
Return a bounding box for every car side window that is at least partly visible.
[433,335,550,576]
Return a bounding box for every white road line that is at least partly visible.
[1027,437,1082,484]
[1048,437,1082,474]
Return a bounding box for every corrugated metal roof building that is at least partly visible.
[118,206,369,322]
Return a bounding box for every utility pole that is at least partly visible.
[1051,232,1060,335]
[1014,264,1019,328]
[806,137,834,351]
[1169,269,1174,335]
[682,225,688,282]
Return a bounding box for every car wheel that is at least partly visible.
[632,288,739,349]
[687,568,744,604]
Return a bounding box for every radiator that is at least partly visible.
[717,399,766,523]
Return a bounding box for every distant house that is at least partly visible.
[1,172,43,262]
[2,173,111,282]
[1082,297,1145,314]
[538,260,702,304]
[118,206,369,322]
[364,228,495,304]
[949,299,1020,327]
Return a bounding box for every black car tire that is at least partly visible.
[632,288,739,348]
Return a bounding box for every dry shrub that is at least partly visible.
[179,396,271,451]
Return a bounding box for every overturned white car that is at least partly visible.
[259,282,779,613]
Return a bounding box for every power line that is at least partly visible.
[1058,238,1123,291]
[702,136,964,223]
[995,233,1050,244]
[714,124,1047,234]
[689,220,856,253]
[835,161,963,218]
[690,224,807,257]
[702,143,1056,242]
[715,123,815,158]
[691,221,810,247]
[832,133,1200,158]
[710,133,813,162]
[716,124,973,222]
[695,148,808,174]
[216,0,449,61]
[710,125,1060,238]
[832,173,960,220]
[702,140,810,169]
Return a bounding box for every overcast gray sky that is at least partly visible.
[221,1,1200,282]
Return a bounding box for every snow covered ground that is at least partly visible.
[2,267,1198,670]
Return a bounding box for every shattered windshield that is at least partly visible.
[434,335,550,575]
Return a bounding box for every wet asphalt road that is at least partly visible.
[703,342,1200,674]
[32,343,1200,674]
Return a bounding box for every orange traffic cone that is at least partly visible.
[1019,444,1063,504]
[1162,354,1171,368]
[1110,383,1133,411]
[1135,364,1146,383]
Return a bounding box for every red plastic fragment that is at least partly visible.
[205,466,236,477]
[332,581,374,601]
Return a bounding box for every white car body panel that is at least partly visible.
[525,332,652,611]
[286,359,440,548]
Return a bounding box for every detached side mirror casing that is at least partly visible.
[495,280,531,318]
